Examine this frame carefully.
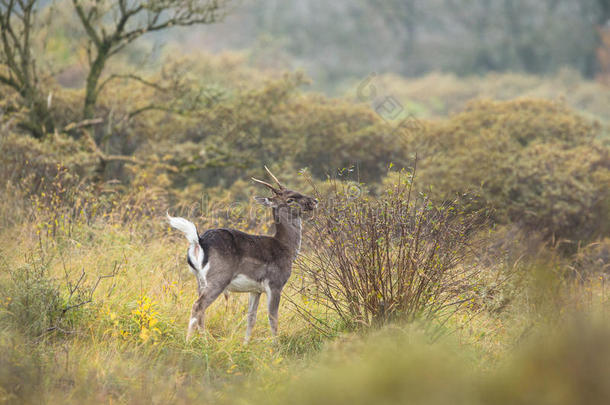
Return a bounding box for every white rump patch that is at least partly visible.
[188,243,205,274]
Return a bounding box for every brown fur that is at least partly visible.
[182,170,317,342]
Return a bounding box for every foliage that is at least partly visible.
[0,252,115,338]
[570,238,610,277]
[4,59,610,243]
[354,69,610,122]
[296,170,483,330]
[1,4,610,404]
[101,294,172,344]
[241,319,610,405]
[0,151,608,403]
[0,0,54,136]
[410,99,610,241]
[0,256,65,337]
[79,58,407,186]
[481,319,610,405]
[0,0,230,138]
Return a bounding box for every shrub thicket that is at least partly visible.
[2,51,609,243]
[410,99,610,241]
[365,70,610,121]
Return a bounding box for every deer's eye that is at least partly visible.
[286,198,295,203]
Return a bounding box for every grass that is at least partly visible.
[0,216,330,402]
[0,205,609,404]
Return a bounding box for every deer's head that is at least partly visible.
[252,166,318,214]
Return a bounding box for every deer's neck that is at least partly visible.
[272,206,302,258]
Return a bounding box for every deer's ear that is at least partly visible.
[253,196,277,207]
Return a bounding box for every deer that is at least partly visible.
[167,166,318,343]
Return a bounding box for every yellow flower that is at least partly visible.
[139,327,150,342]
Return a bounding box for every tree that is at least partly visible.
[72,0,229,120]
[363,0,420,75]
[0,0,53,137]
[587,0,610,78]
[0,0,230,138]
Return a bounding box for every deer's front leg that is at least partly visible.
[244,292,261,344]
[266,288,281,339]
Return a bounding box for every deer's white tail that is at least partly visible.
[167,213,199,244]
[167,213,205,273]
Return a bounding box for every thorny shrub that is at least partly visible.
[295,168,484,331]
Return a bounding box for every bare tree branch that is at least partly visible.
[74,0,230,120]
[72,0,101,46]
[0,0,53,136]
[97,73,167,94]
[63,117,103,132]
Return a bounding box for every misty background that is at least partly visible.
[171,0,610,91]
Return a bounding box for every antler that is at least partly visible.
[251,177,279,193]
[264,165,284,189]
[251,165,285,193]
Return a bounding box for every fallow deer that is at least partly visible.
[167,167,318,342]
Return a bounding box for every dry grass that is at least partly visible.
[0,210,326,403]
[0,180,609,404]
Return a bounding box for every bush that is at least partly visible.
[0,131,96,195]
[296,170,483,330]
[244,319,610,405]
[411,99,610,241]
[0,256,67,337]
[570,238,610,277]
[366,70,610,121]
[0,253,117,338]
[262,328,475,405]
[482,319,610,405]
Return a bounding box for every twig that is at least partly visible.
[63,117,104,132]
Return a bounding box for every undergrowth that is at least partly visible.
[0,152,608,404]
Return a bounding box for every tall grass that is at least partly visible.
[0,172,328,402]
[0,157,608,404]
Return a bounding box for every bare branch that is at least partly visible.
[63,117,103,132]
[0,72,18,88]
[76,0,229,121]
[118,1,225,44]
[72,0,101,47]
[97,73,167,94]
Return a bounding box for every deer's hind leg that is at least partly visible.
[186,267,232,341]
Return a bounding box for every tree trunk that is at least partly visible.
[83,45,109,120]
[17,84,54,138]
